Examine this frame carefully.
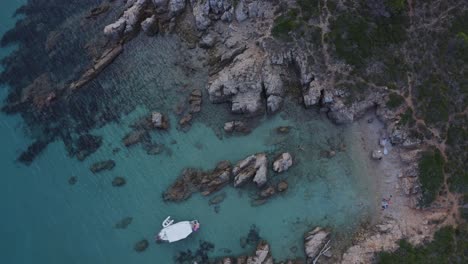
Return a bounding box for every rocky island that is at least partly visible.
[0,0,466,263]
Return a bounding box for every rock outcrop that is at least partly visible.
[273,152,293,173]
[104,0,150,39]
[163,161,232,201]
[304,227,330,261]
[224,120,250,133]
[233,153,268,187]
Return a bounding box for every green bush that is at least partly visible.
[419,149,445,206]
[271,10,301,40]
[399,108,415,127]
[386,92,405,109]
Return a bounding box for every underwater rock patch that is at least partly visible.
[68,176,77,185]
[115,217,133,229]
[90,160,116,173]
[175,240,214,264]
[112,176,126,187]
[74,134,103,161]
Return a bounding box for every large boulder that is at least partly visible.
[233,153,268,187]
[272,152,293,173]
[304,227,330,261]
[246,240,273,264]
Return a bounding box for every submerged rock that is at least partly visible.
[277,181,288,192]
[273,152,293,173]
[90,160,116,173]
[188,89,203,114]
[112,176,126,187]
[74,134,103,161]
[122,130,148,147]
[209,192,226,205]
[276,126,291,134]
[70,44,123,90]
[179,114,193,127]
[134,239,149,252]
[68,176,77,185]
[115,217,133,229]
[259,186,276,199]
[304,227,330,261]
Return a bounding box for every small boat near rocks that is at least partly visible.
[155,216,200,243]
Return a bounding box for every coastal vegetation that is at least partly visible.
[418,149,445,206]
[377,225,468,263]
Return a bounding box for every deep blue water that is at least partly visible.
[0,1,378,263]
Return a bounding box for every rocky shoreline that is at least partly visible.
[0,0,465,263]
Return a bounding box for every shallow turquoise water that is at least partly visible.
[0,1,377,263]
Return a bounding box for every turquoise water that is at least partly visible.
[0,1,377,263]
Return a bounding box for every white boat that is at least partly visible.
[155,216,200,243]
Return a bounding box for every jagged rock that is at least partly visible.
[208,45,267,115]
[267,95,283,113]
[200,160,232,195]
[277,181,288,192]
[235,0,249,22]
[371,149,383,160]
[168,0,186,17]
[90,160,116,173]
[164,161,232,201]
[224,121,250,133]
[70,44,123,90]
[134,239,149,252]
[259,186,276,199]
[152,0,169,13]
[179,114,193,126]
[141,15,158,36]
[163,168,200,201]
[262,63,284,113]
[246,240,273,264]
[200,33,216,48]
[151,112,169,129]
[193,0,211,30]
[304,227,330,261]
[189,89,203,113]
[104,0,149,39]
[303,80,322,107]
[233,153,268,187]
[273,152,293,173]
[115,217,133,229]
[122,130,148,147]
[112,176,126,187]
